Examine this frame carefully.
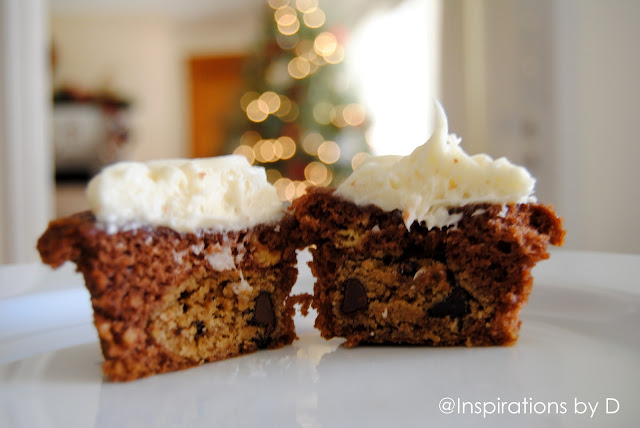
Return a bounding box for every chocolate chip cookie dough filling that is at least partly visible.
[292,103,564,347]
[38,156,300,381]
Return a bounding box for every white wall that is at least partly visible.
[1,0,53,264]
[51,13,187,161]
[443,0,640,254]
[50,11,263,164]
[553,0,640,253]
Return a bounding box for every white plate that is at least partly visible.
[0,250,639,427]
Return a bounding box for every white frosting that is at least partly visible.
[87,155,283,233]
[204,245,235,271]
[336,102,536,229]
[231,272,252,295]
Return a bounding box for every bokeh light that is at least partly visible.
[265,168,282,183]
[317,140,340,164]
[343,103,366,126]
[275,95,292,118]
[275,6,298,26]
[259,91,281,114]
[268,0,290,9]
[303,8,325,28]
[276,33,299,50]
[295,0,318,14]
[246,99,269,122]
[260,139,276,162]
[295,181,309,197]
[288,57,311,79]
[302,132,324,155]
[281,102,299,122]
[330,105,347,127]
[304,161,328,185]
[240,130,261,147]
[278,18,300,36]
[240,92,259,111]
[313,101,333,125]
[314,32,338,58]
[233,145,255,165]
[323,45,344,64]
[277,136,297,159]
[274,177,296,201]
[350,152,371,170]
[295,39,317,61]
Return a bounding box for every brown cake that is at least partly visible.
[292,188,564,346]
[291,103,565,347]
[37,156,301,381]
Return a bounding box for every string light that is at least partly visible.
[276,33,299,50]
[277,136,297,159]
[278,18,300,36]
[259,91,281,114]
[272,139,284,159]
[313,102,333,125]
[330,105,347,127]
[314,32,338,58]
[240,130,261,146]
[268,0,289,9]
[260,139,276,162]
[266,168,282,183]
[274,95,291,118]
[302,132,323,155]
[281,102,299,122]
[295,0,318,13]
[323,45,344,64]
[295,39,317,61]
[230,0,370,192]
[304,161,328,185]
[246,99,269,122]
[275,6,298,26]
[240,92,259,111]
[317,140,340,164]
[343,103,366,126]
[322,168,333,186]
[274,177,296,201]
[351,152,370,170]
[233,145,256,165]
[288,57,311,79]
[295,181,309,197]
[303,8,325,28]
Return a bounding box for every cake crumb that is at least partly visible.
[413,267,427,280]
[230,271,252,295]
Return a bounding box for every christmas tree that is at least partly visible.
[223,0,371,202]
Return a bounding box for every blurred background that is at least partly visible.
[1,0,639,264]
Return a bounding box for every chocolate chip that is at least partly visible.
[253,291,276,333]
[399,260,420,277]
[427,286,472,318]
[252,335,272,350]
[497,240,512,254]
[182,304,190,313]
[341,278,368,314]
[193,320,205,340]
[433,242,447,263]
[402,243,423,259]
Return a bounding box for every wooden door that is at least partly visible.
[188,55,246,158]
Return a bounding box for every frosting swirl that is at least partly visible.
[336,102,536,229]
